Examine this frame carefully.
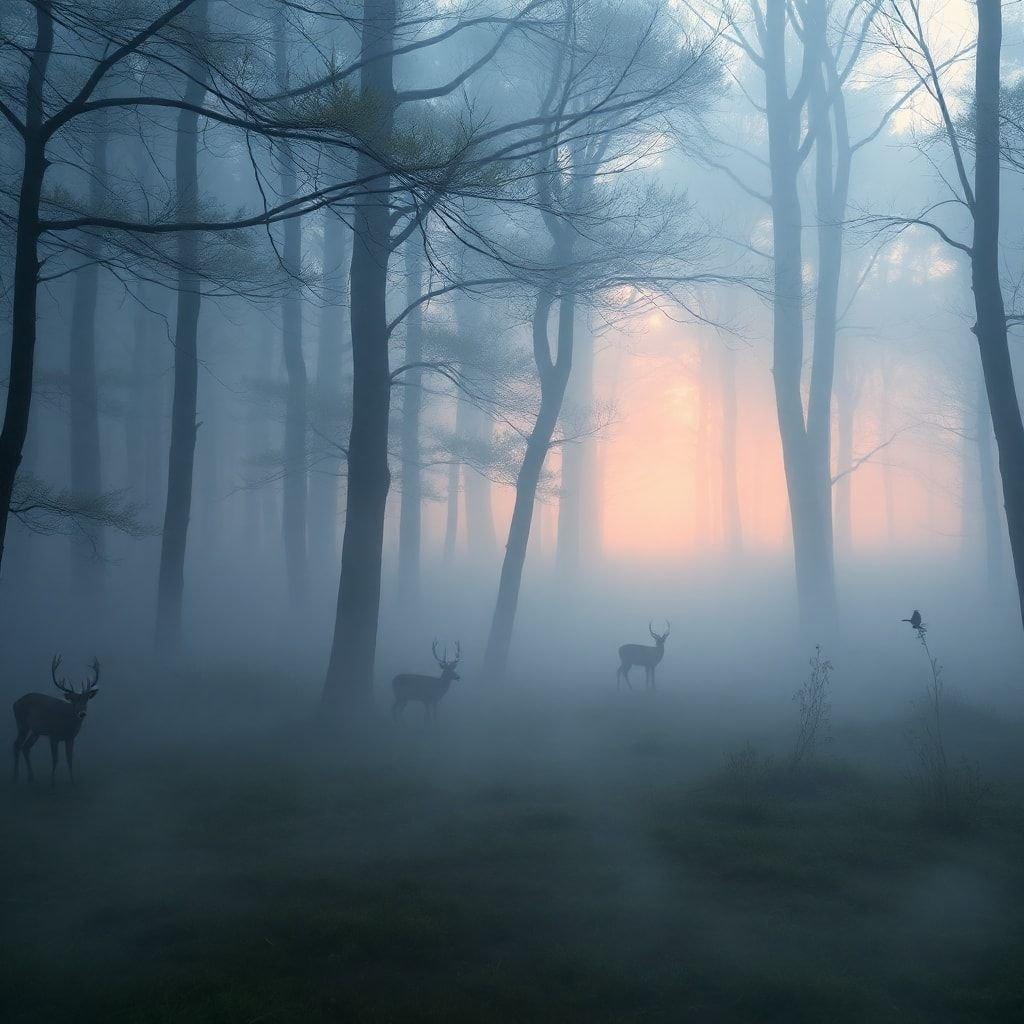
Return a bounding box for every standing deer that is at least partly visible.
[392,641,461,721]
[13,655,99,785]
[617,622,670,691]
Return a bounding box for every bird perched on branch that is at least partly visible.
[902,609,925,631]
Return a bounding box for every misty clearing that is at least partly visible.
[3,1,1024,1022]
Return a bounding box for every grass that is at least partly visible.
[3,678,1024,1022]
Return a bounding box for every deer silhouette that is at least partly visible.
[392,641,461,721]
[617,622,670,691]
[13,655,99,785]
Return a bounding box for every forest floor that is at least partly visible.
[3,671,1024,1023]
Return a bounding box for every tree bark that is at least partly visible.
[0,4,52,580]
[397,239,423,604]
[483,289,573,679]
[155,0,210,653]
[322,0,396,712]
[971,0,1024,628]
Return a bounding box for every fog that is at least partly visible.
[3,1,1024,1021]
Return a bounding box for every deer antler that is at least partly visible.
[432,639,459,668]
[51,654,73,694]
[649,621,670,642]
[84,657,100,692]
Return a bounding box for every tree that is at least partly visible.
[321,0,584,710]
[710,0,926,632]
[878,0,1024,630]
[155,0,212,652]
[0,0,464,622]
[482,2,722,678]
[322,0,399,711]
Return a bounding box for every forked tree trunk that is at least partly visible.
[397,240,423,603]
[0,5,52,579]
[763,0,838,632]
[972,0,1024,629]
[322,0,396,712]
[68,122,108,576]
[483,290,573,679]
[155,0,210,654]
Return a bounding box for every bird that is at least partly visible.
[902,609,924,630]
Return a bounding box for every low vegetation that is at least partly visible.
[4,671,1024,1023]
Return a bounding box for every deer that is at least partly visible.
[13,655,99,785]
[392,641,461,721]
[617,622,670,691]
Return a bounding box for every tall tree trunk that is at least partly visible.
[68,122,108,575]
[322,0,396,711]
[720,342,743,554]
[0,4,52,579]
[483,289,573,679]
[972,0,1024,628]
[764,0,838,632]
[397,239,423,603]
[309,209,349,560]
[155,0,210,653]
[275,13,308,606]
